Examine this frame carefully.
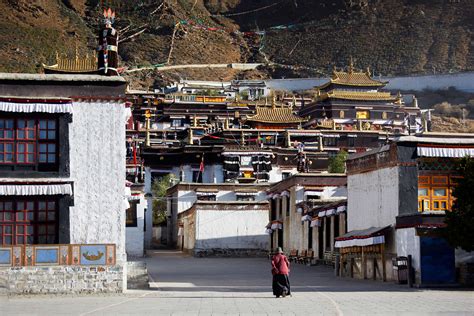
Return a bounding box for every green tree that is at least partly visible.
[328,150,348,173]
[444,157,474,252]
[152,174,176,225]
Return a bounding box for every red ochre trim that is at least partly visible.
[0,97,71,104]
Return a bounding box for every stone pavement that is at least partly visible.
[1,250,473,315]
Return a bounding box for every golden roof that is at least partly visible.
[43,52,97,73]
[318,90,397,101]
[246,104,306,124]
[318,61,387,88]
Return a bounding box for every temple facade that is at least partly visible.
[300,61,422,135]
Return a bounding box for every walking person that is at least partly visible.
[271,247,291,298]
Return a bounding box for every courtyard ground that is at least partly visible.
[0,250,473,315]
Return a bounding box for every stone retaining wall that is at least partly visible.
[0,265,124,295]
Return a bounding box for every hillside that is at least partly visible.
[0,0,472,84]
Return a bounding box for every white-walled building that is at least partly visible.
[0,73,129,294]
[266,173,347,262]
[341,134,474,284]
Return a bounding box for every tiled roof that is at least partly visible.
[319,90,397,101]
[331,71,386,86]
[318,69,387,89]
[43,53,98,73]
[246,105,306,123]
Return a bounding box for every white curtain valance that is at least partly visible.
[271,222,282,230]
[417,147,474,158]
[0,101,73,113]
[310,219,320,227]
[335,235,385,248]
[0,184,72,196]
[301,215,312,222]
[336,205,346,214]
[196,191,216,196]
[304,190,322,196]
[318,210,327,217]
[326,208,336,216]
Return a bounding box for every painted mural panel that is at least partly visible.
[35,247,59,265]
[80,245,107,265]
[0,248,12,266]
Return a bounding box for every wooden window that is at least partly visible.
[339,110,345,118]
[0,116,58,170]
[382,112,387,119]
[418,175,453,212]
[0,199,58,245]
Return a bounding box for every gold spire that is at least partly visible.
[349,56,354,74]
[366,66,370,76]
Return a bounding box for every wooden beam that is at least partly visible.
[381,243,387,282]
[362,246,367,279]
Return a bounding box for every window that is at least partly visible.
[356,111,370,119]
[417,175,452,212]
[171,119,183,127]
[286,196,290,216]
[323,137,337,147]
[197,195,216,201]
[192,170,203,183]
[236,195,255,201]
[382,112,387,120]
[0,117,58,170]
[282,172,291,179]
[348,137,355,147]
[339,110,345,118]
[0,199,58,245]
[126,201,138,227]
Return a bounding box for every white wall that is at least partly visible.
[144,167,153,248]
[396,228,421,283]
[68,101,127,263]
[176,189,268,214]
[126,196,146,257]
[195,209,269,250]
[348,167,399,231]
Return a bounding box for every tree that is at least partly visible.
[328,150,348,173]
[152,174,176,225]
[443,157,474,252]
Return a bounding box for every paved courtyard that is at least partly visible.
[1,250,473,315]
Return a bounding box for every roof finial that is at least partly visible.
[366,66,371,76]
[349,56,354,74]
[272,93,276,109]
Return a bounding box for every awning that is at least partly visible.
[336,205,347,214]
[271,221,283,230]
[334,226,390,248]
[310,219,320,227]
[222,151,272,156]
[0,184,72,196]
[196,191,216,196]
[236,192,257,196]
[318,210,327,217]
[417,146,474,158]
[326,208,336,216]
[0,101,73,113]
[304,190,322,196]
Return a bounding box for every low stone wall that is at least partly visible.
[194,248,268,258]
[0,265,124,295]
[127,261,149,290]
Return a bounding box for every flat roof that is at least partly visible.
[0,73,126,83]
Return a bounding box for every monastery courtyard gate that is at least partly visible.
[1,250,473,315]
